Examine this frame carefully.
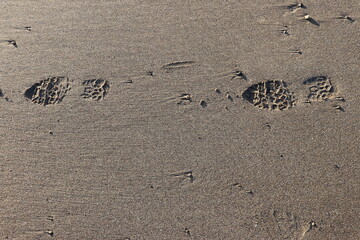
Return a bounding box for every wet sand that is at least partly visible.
[0,0,359,239]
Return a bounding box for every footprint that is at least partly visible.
[248,210,306,239]
[81,79,110,101]
[303,76,336,102]
[242,80,295,110]
[24,76,71,105]
[303,76,346,111]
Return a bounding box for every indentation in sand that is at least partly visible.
[303,76,337,102]
[24,76,71,105]
[242,80,294,110]
[249,210,312,239]
[81,79,110,101]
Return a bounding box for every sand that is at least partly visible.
[0,0,359,239]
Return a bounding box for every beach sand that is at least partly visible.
[0,0,359,239]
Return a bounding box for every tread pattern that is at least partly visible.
[242,80,294,110]
[24,76,71,105]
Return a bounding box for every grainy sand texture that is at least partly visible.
[0,0,359,239]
